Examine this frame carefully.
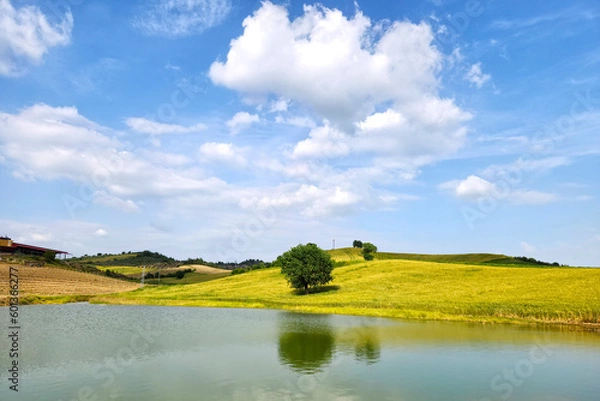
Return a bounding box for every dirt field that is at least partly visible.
[184,264,232,275]
[0,262,139,303]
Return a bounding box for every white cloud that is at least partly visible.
[93,192,140,213]
[465,62,491,88]
[0,104,226,211]
[226,112,260,135]
[455,175,496,200]
[94,229,108,237]
[355,100,469,157]
[293,99,470,161]
[240,184,360,218]
[448,47,463,66]
[132,0,232,38]
[269,98,289,113]
[293,125,351,159]
[520,241,537,254]
[274,115,316,128]
[125,117,206,135]
[0,0,73,76]
[209,2,449,128]
[139,150,192,166]
[440,175,558,205]
[209,1,471,187]
[199,142,246,166]
[440,175,495,201]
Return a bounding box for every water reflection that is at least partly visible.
[351,325,381,365]
[0,305,598,401]
[277,313,335,374]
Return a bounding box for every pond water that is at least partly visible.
[0,303,599,401]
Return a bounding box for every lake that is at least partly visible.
[0,303,599,400]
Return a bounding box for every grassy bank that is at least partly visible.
[93,258,600,328]
[0,294,94,306]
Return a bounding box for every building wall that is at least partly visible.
[0,238,13,247]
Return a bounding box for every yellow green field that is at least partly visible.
[95,264,230,284]
[96,265,147,275]
[94,256,600,328]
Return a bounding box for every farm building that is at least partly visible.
[0,236,68,259]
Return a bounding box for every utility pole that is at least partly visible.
[141,265,145,288]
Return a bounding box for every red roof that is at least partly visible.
[11,242,68,254]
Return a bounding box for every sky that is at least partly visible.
[0,0,599,266]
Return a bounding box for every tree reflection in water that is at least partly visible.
[277,313,335,374]
[352,324,381,365]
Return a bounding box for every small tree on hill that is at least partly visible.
[362,243,377,261]
[43,250,56,263]
[277,243,334,295]
[353,240,363,248]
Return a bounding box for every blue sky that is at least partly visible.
[0,0,598,265]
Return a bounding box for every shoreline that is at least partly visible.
[3,293,598,333]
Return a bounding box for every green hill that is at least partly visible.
[95,257,600,328]
[70,250,176,266]
[328,247,562,266]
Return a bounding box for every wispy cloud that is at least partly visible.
[125,118,206,135]
[226,112,260,135]
[0,0,73,76]
[132,0,232,38]
[465,62,491,88]
[439,175,559,205]
[490,7,598,31]
[489,6,599,43]
[69,58,123,94]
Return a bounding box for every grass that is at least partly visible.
[95,265,146,276]
[95,264,231,284]
[94,258,600,328]
[71,253,139,263]
[328,247,559,266]
[144,272,230,285]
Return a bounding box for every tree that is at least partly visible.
[362,242,377,261]
[277,243,334,295]
[352,240,363,248]
[43,250,56,263]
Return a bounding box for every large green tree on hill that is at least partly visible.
[362,242,377,261]
[277,243,334,295]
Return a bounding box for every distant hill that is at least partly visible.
[71,250,176,266]
[71,252,264,271]
[328,247,564,267]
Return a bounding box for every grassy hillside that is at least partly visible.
[95,264,230,285]
[70,250,176,266]
[328,247,561,266]
[95,258,600,327]
[0,263,139,305]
